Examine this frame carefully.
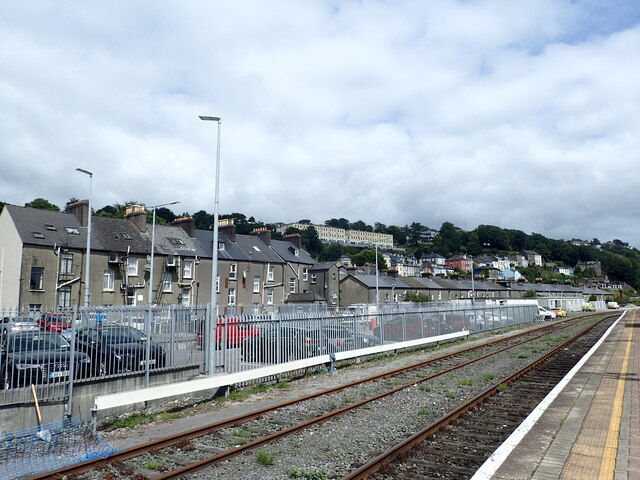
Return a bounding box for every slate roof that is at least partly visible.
[5,204,150,254]
[349,273,412,289]
[270,239,316,265]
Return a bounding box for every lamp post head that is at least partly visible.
[76,168,93,177]
[199,116,221,122]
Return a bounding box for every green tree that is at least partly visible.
[25,198,60,211]
[318,243,344,262]
[300,226,323,259]
[352,249,388,269]
[404,291,431,303]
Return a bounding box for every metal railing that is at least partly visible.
[0,302,537,405]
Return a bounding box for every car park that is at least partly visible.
[73,324,166,375]
[0,331,91,388]
[0,316,40,333]
[550,307,567,317]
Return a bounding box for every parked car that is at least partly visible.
[0,331,91,389]
[606,302,620,309]
[37,312,73,333]
[582,303,596,312]
[321,325,381,351]
[73,324,166,375]
[0,316,40,333]
[538,306,557,320]
[242,326,328,363]
[550,307,567,317]
[197,317,261,350]
[373,314,450,342]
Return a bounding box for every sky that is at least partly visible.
[2,1,640,247]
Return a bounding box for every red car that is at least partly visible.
[197,317,260,349]
[37,313,73,333]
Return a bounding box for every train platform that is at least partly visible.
[471,308,639,480]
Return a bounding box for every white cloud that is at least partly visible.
[2,0,640,247]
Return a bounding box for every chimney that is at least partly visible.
[124,205,147,233]
[252,227,272,246]
[66,200,89,227]
[219,217,236,242]
[284,233,302,249]
[173,216,196,238]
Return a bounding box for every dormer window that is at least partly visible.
[32,232,45,239]
[44,224,56,231]
[218,242,225,251]
[65,227,80,235]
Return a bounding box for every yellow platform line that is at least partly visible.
[598,310,634,480]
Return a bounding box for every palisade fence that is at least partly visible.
[0,301,537,405]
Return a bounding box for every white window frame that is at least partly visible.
[302,267,308,281]
[60,253,73,275]
[289,278,296,293]
[266,288,274,305]
[267,264,274,281]
[216,274,220,293]
[311,273,317,284]
[103,270,115,291]
[228,287,236,306]
[229,263,237,280]
[181,287,191,306]
[58,286,71,308]
[162,272,172,292]
[253,276,260,293]
[127,257,138,276]
[183,259,193,279]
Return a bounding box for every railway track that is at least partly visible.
[346,314,616,480]
[30,314,610,480]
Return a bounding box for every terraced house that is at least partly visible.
[0,203,315,314]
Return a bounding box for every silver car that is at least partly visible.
[1,316,40,333]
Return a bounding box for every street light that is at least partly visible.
[147,201,181,304]
[76,168,93,307]
[199,115,222,375]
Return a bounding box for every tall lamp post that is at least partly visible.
[76,168,93,308]
[199,115,222,375]
[147,201,180,304]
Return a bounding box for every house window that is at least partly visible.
[127,257,138,276]
[266,288,274,305]
[183,259,193,279]
[162,272,172,292]
[289,278,296,293]
[103,270,115,291]
[30,267,44,290]
[58,286,71,308]
[267,265,274,281]
[311,273,317,284]
[302,268,308,281]
[60,253,73,275]
[253,276,260,293]
[65,227,80,235]
[229,263,237,280]
[181,288,191,306]
[228,288,236,305]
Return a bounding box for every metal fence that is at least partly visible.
[1,302,537,404]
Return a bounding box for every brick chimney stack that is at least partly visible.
[66,200,90,227]
[124,205,147,233]
[219,217,236,242]
[284,233,302,249]
[252,227,272,246]
[173,216,196,238]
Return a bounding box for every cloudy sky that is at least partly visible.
[2,1,640,247]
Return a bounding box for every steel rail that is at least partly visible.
[32,315,590,480]
[341,314,613,480]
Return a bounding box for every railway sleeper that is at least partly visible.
[416,444,488,463]
[384,458,478,478]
